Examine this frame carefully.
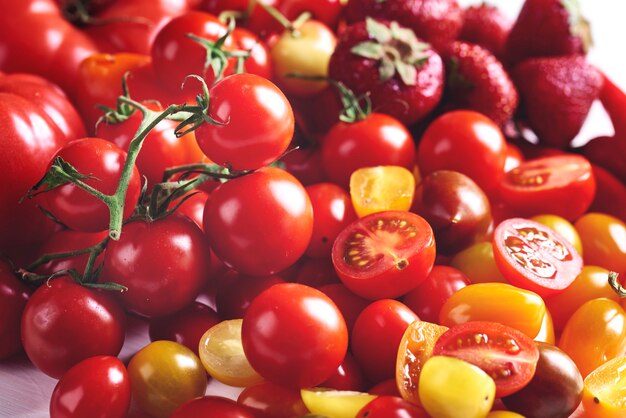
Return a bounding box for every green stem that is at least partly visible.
[609,271,626,297]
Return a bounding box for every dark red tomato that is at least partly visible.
[281,145,327,186]
[195,73,294,170]
[433,321,540,397]
[21,277,126,378]
[241,283,348,388]
[589,164,626,223]
[279,0,342,29]
[214,271,285,319]
[305,183,357,258]
[0,259,30,360]
[356,396,429,418]
[351,299,419,383]
[318,283,369,332]
[237,381,309,418]
[101,214,211,317]
[35,230,108,277]
[321,113,416,189]
[40,137,141,233]
[493,218,583,298]
[499,154,596,221]
[171,396,256,418]
[401,265,471,324]
[331,211,436,300]
[148,301,220,356]
[368,379,401,397]
[417,110,507,194]
[290,86,342,142]
[0,0,98,98]
[294,257,341,288]
[203,167,313,276]
[50,356,131,418]
[321,353,367,392]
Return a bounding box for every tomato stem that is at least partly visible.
[254,1,310,35]
[608,271,626,297]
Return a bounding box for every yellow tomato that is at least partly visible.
[300,388,377,418]
[575,213,626,273]
[450,241,507,284]
[349,165,415,218]
[532,214,583,255]
[582,356,626,418]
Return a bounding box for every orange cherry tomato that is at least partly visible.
[582,356,626,418]
[575,213,626,274]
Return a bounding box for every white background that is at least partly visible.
[2,1,626,417]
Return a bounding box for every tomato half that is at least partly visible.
[493,218,583,298]
[331,211,436,300]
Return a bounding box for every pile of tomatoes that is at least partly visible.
[1,0,626,417]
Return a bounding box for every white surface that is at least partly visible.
[2,1,626,417]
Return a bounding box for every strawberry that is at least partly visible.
[459,4,513,59]
[440,41,518,126]
[505,0,591,65]
[328,18,444,126]
[343,0,463,47]
[513,55,602,148]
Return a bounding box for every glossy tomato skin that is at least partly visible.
[322,353,368,392]
[34,230,108,277]
[204,167,313,276]
[241,283,348,388]
[41,137,142,233]
[171,396,256,418]
[417,110,507,194]
[322,113,416,189]
[101,214,211,317]
[356,396,429,418]
[237,381,310,418]
[21,277,126,378]
[0,259,31,360]
[574,213,626,273]
[318,283,369,332]
[195,73,294,170]
[50,356,131,418]
[214,271,285,319]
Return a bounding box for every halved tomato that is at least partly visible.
[331,211,436,300]
[499,154,595,221]
[432,321,540,398]
[493,218,583,298]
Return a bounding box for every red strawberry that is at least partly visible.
[513,55,602,148]
[505,0,591,65]
[328,18,444,126]
[440,41,518,126]
[343,0,463,47]
[459,4,513,59]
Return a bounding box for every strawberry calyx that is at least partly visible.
[560,0,593,52]
[351,17,430,86]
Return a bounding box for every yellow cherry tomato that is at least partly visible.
[349,165,415,218]
[532,214,583,255]
[575,213,626,273]
[300,388,377,418]
[535,308,555,345]
[450,241,507,284]
[582,356,626,418]
[487,412,526,418]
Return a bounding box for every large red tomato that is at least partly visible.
[0,259,31,360]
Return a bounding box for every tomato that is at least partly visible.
[350,166,416,218]
[575,213,626,274]
[369,379,402,397]
[450,241,507,284]
[101,214,211,317]
[419,356,496,418]
[439,283,547,340]
[35,230,108,277]
[493,218,583,298]
[417,110,507,194]
[331,211,436,300]
[228,27,273,79]
[170,190,210,230]
[432,321,539,397]
[214,272,285,319]
[356,396,429,418]
[306,182,357,258]
[128,341,207,418]
[322,353,368,392]
[195,73,294,170]
[281,144,327,186]
[238,381,309,418]
[270,20,336,96]
[279,0,342,29]
[505,142,524,172]
[499,155,596,220]
[294,256,341,287]
[558,298,626,378]
[351,299,419,383]
[171,396,256,418]
[50,356,131,418]
[203,167,313,276]
[502,342,583,418]
[318,283,369,332]
[148,301,220,356]
[322,113,416,189]
[582,356,626,418]
[21,277,126,378]
[0,259,31,360]
[402,266,471,324]
[589,164,626,223]
[241,283,348,388]
[300,389,377,418]
[531,214,583,255]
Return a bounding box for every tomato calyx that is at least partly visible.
[608,271,626,297]
[254,0,312,36]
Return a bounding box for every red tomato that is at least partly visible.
[499,154,596,221]
[21,277,126,378]
[101,214,211,317]
[322,113,416,189]
[50,356,131,418]
[294,256,342,287]
[417,110,507,194]
[195,73,294,170]
[433,321,540,397]
[279,0,343,29]
[322,353,368,392]
[318,283,369,332]
[40,137,142,233]
[351,299,419,383]
[356,396,429,418]
[0,259,30,360]
[171,396,256,418]
[214,271,285,319]
[589,164,626,223]
[169,190,210,230]
[203,167,313,276]
[493,218,583,298]
[331,211,436,300]
[229,27,273,79]
[35,230,108,277]
[241,283,348,388]
[281,145,327,186]
[237,381,309,418]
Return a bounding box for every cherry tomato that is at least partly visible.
[350,166,416,218]
[318,283,369,332]
[300,389,377,418]
[531,214,583,255]
[228,27,273,79]
[322,353,368,392]
[241,283,348,388]
[450,241,507,284]
[35,230,108,277]
[171,396,256,418]
[582,356,626,418]
[203,167,313,276]
[331,211,436,300]
[279,0,343,29]
[589,164,626,223]
[50,356,131,418]
[238,381,309,418]
[21,277,126,378]
[493,218,583,298]
[575,213,626,274]
[0,259,30,360]
[214,271,285,319]
[294,256,342,287]
[281,144,327,186]
[356,396,429,418]
[351,299,419,383]
[369,379,402,397]
[169,190,210,231]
